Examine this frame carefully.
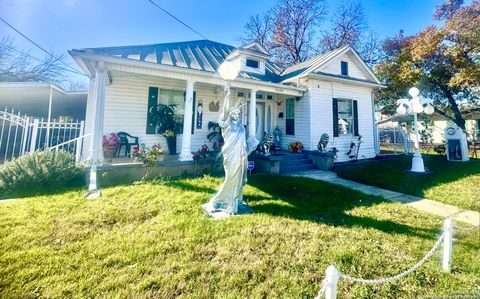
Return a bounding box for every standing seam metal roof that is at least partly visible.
[80,40,287,83]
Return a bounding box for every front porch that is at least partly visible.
[96,154,224,187]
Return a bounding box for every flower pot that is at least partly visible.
[292,147,299,153]
[103,145,118,159]
[166,136,177,155]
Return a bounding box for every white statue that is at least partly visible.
[203,83,253,217]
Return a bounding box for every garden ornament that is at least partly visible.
[203,61,253,218]
[317,133,329,152]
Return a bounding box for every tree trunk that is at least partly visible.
[440,85,466,130]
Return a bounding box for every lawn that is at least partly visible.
[335,155,480,212]
[0,175,479,298]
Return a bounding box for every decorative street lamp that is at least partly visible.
[218,61,239,89]
[396,87,434,173]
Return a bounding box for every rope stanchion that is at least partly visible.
[316,218,457,298]
[453,224,478,232]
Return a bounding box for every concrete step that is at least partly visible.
[285,153,309,160]
[280,163,316,173]
[281,158,312,167]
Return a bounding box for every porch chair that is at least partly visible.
[116,132,139,157]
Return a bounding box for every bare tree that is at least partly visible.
[318,0,381,65]
[240,0,327,66]
[272,0,327,65]
[0,37,73,87]
[240,12,275,51]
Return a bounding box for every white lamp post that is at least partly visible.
[396,87,435,173]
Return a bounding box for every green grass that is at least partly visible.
[0,175,479,298]
[335,155,480,212]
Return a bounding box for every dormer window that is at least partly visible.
[341,61,348,76]
[246,59,259,69]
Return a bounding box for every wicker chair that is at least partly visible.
[116,132,139,157]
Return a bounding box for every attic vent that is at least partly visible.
[246,59,259,68]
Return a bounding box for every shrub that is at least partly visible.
[0,150,84,198]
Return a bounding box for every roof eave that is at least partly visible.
[302,73,386,88]
[70,51,306,93]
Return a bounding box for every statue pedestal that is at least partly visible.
[202,201,254,219]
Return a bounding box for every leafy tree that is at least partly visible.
[375,0,480,129]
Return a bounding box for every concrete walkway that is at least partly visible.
[287,170,480,227]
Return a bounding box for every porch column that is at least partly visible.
[179,80,195,161]
[87,61,106,195]
[247,89,259,152]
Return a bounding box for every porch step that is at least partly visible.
[281,158,312,167]
[279,152,316,173]
[280,163,315,174]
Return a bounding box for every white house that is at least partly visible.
[69,40,384,169]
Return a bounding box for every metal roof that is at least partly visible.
[78,39,285,83]
[73,40,380,86]
[278,47,349,81]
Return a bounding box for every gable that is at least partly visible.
[316,51,372,81]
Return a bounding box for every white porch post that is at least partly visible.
[179,80,195,161]
[87,61,106,195]
[247,89,259,151]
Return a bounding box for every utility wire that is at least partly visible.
[146,0,209,40]
[0,16,85,75]
[0,43,90,78]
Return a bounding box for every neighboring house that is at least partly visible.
[0,82,87,121]
[378,110,480,144]
[69,40,384,163]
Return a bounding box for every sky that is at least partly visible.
[0,0,451,84]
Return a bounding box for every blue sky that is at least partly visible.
[0,0,449,82]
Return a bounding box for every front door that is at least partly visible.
[255,102,265,142]
[247,101,265,142]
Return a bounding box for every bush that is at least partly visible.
[0,150,84,198]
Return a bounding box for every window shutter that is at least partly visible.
[146,87,158,134]
[353,100,359,136]
[332,98,339,137]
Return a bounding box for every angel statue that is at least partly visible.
[202,72,254,217]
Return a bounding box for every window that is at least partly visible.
[333,98,358,137]
[147,88,195,135]
[246,59,259,68]
[285,98,295,135]
[341,61,348,76]
[158,90,186,133]
[337,99,353,135]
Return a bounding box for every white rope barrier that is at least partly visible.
[316,218,457,299]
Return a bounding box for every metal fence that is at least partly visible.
[377,127,411,156]
[377,126,480,158]
[0,107,85,164]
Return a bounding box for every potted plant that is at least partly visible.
[149,103,181,155]
[102,133,120,159]
[288,141,303,153]
[163,129,177,155]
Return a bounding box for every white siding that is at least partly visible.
[86,72,228,156]
[317,53,369,81]
[308,80,376,162]
[276,94,311,150]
